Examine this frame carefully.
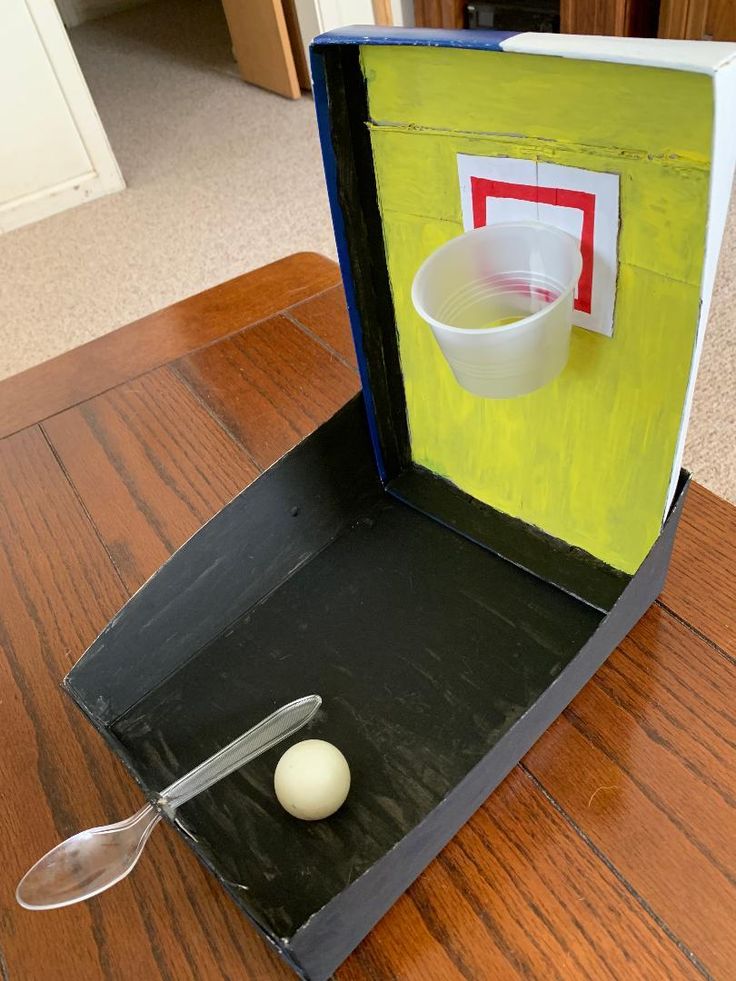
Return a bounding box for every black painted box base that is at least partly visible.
[65,396,688,980]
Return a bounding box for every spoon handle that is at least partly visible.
[158,694,321,816]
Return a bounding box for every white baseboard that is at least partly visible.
[0,168,124,233]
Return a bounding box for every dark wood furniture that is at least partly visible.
[414,0,465,29]
[562,0,659,35]
[1,253,734,979]
[659,0,736,39]
[414,0,660,34]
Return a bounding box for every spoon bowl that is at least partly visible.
[17,804,159,910]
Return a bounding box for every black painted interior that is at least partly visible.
[109,468,601,940]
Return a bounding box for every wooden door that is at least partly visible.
[414,0,464,29]
[659,0,736,39]
[220,0,300,99]
[416,0,660,36]
[561,0,660,36]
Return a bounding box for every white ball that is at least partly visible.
[274,739,351,821]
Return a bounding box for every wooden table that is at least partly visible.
[1,253,734,980]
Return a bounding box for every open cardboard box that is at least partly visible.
[66,27,736,981]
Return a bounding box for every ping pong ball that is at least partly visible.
[274,740,350,820]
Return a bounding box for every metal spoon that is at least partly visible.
[16,694,321,910]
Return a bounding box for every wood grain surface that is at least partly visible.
[0,253,340,440]
[341,768,700,981]
[289,284,359,369]
[43,368,260,591]
[1,255,734,980]
[561,0,660,36]
[659,0,736,39]
[413,0,464,29]
[0,428,291,981]
[661,481,736,654]
[176,314,359,469]
[524,604,736,977]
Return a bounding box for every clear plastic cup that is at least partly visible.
[411,221,583,399]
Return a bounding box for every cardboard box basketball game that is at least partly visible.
[66,28,736,980]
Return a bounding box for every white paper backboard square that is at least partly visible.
[457,154,620,336]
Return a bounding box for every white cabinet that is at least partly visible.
[1,0,124,232]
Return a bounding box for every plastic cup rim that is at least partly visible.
[411,220,583,337]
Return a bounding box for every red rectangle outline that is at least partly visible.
[470,177,595,314]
